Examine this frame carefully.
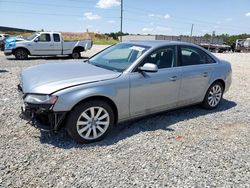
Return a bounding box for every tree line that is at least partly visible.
[104,32,250,45]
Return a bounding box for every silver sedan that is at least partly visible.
[19,41,232,143]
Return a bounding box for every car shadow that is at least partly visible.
[39,99,237,149]
[0,69,8,73]
[6,56,89,61]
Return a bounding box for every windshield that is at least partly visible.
[89,43,150,72]
[26,33,38,41]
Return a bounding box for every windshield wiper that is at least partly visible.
[83,59,89,63]
[92,64,103,68]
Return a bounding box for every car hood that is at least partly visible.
[20,62,121,94]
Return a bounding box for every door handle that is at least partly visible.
[203,72,208,77]
[170,76,177,81]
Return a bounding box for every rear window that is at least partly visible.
[53,34,60,42]
[179,46,216,66]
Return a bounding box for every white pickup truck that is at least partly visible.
[4,32,93,59]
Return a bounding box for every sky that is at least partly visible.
[0,0,250,36]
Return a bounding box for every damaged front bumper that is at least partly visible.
[18,85,67,132]
[20,104,67,132]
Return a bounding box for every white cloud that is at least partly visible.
[142,27,154,32]
[246,12,250,17]
[96,0,120,8]
[225,18,232,22]
[164,14,170,19]
[148,13,170,19]
[142,26,172,34]
[84,12,101,20]
[108,20,116,24]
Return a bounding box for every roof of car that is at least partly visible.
[125,40,198,48]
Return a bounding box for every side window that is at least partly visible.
[53,34,60,42]
[180,46,215,66]
[37,34,51,42]
[143,46,176,69]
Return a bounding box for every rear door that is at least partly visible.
[32,33,54,55]
[51,33,62,55]
[178,45,216,106]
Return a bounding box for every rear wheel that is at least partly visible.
[14,48,28,60]
[202,82,224,109]
[71,51,81,59]
[66,100,114,144]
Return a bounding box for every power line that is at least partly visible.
[0,0,120,11]
[0,10,119,19]
[124,7,250,31]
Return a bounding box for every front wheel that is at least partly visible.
[202,82,224,109]
[14,49,28,60]
[71,51,81,59]
[66,100,114,144]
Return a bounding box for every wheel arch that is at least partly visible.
[73,46,85,53]
[202,78,226,101]
[70,95,118,125]
[13,47,31,55]
[210,79,225,90]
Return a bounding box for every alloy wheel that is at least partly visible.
[208,84,222,107]
[76,106,110,140]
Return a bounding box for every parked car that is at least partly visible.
[235,39,247,52]
[4,32,93,59]
[0,33,10,51]
[19,41,232,143]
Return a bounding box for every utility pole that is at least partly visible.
[208,30,215,51]
[120,0,123,42]
[190,24,194,43]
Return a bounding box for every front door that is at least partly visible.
[130,46,181,117]
[32,33,54,55]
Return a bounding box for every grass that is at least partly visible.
[93,39,118,45]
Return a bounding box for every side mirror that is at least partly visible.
[138,63,158,73]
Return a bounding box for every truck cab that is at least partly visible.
[30,32,63,55]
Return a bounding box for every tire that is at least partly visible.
[66,100,115,144]
[202,82,224,110]
[14,48,28,60]
[71,51,81,59]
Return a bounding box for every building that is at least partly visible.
[121,34,224,45]
[0,26,35,33]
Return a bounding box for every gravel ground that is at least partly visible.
[0,46,250,187]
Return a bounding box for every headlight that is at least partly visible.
[24,94,58,104]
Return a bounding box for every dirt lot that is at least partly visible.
[0,47,249,187]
